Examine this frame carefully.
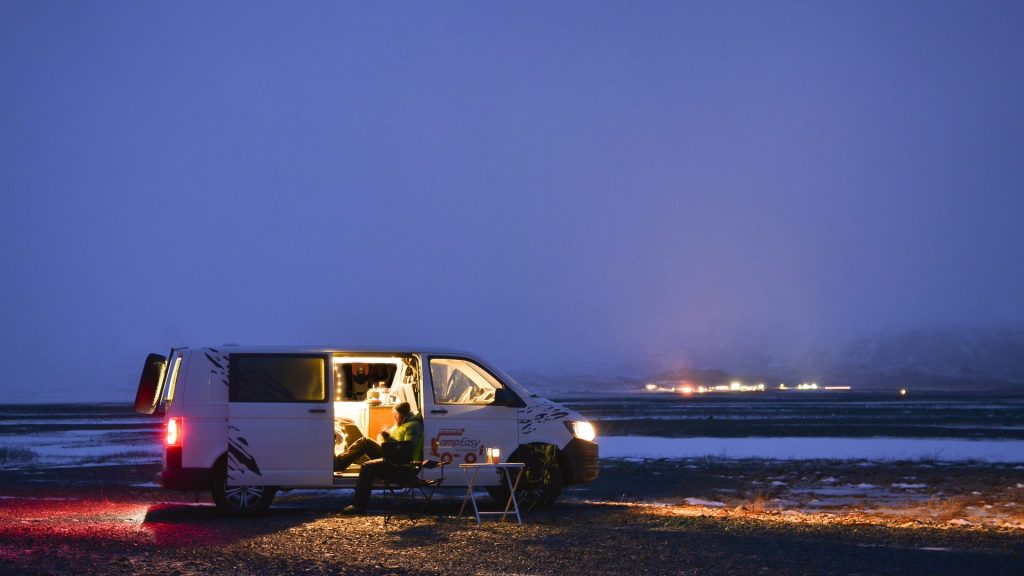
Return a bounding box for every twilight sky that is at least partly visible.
[2,2,1023,401]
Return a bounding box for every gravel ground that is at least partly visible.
[1,460,1022,575]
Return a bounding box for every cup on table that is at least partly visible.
[486,447,500,464]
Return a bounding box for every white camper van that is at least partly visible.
[134,346,599,515]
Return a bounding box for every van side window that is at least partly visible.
[229,355,327,403]
[429,358,505,405]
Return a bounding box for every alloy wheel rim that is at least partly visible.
[223,485,265,509]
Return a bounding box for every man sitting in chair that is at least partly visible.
[337,401,423,513]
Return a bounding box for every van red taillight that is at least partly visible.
[166,417,182,446]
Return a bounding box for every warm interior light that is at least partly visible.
[165,356,182,402]
[166,417,181,446]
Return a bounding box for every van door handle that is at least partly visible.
[430,409,448,414]
[308,408,327,414]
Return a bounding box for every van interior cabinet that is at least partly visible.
[364,406,392,440]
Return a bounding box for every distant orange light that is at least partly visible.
[678,385,695,396]
[899,389,908,397]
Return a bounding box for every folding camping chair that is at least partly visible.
[379,441,449,526]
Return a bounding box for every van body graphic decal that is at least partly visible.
[429,427,483,464]
[227,425,262,476]
[204,348,229,387]
[519,399,570,436]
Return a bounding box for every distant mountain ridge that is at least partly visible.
[833,326,1024,390]
[507,370,643,396]
[840,326,1024,379]
[511,326,1024,394]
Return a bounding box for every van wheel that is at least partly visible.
[487,445,562,509]
[211,462,277,516]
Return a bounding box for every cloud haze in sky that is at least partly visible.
[2,2,1023,400]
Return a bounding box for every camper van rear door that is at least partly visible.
[134,353,168,415]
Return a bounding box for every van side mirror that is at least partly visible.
[492,387,525,408]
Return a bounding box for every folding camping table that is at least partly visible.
[457,462,525,526]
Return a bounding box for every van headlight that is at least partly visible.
[565,420,596,442]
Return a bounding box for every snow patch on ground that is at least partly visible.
[600,436,1024,463]
[0,418,157,427]
[0,428,158,469]
[684,497,726,507]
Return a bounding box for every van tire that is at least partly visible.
[211,460,277,516]
[487,444,563,509]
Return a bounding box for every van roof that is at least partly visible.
[188,345,484,358]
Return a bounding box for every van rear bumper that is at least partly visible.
[158,467,212,491]
[562,438,599,484]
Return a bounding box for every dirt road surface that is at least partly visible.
[1,461,1022,575]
